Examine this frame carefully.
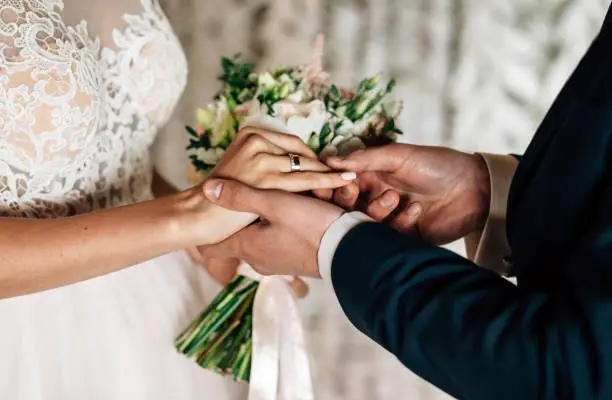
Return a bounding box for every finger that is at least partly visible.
[288,277,309,299]
[389,202,423,235]
[186,246,205,267]
[254,153,330,173]
[204,178,344,223]
[203,178,319,219]
[203,179,269,215]
[198,227,254,260]
[203,257,240,285]
[325,144,408,173]
[366,189,400,221]
[237,127,317,158]
[312,189,333,201]
[333,183,360,210]
[237,134,286,157]
[261,171,357,192]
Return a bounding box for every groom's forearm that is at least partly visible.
[326,222,611,400]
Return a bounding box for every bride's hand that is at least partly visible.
[210,126,356,191]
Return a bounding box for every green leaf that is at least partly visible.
[186,125,199,138]
[204,133,213,147]
[331,84,340,98]
[382,118,395,133]
[269,86,280,102]
[308,133,320,152]
[365,75,380,91]
[218,137,230,149]
[221,57,234,72]
[189,155,213,171]
[279,82,291,99]
[354,98,370,116]
[353,82,396,121]
[357,78,368,92]
[186,139,200,150]
[320,122,331,142]
[239,63,255,75]
[385,78,397,94]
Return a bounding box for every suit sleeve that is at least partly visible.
[331,222,612,400]
[465,154,518,275]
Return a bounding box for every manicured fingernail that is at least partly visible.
[380,194,396,208]
[341,172,357,181]
[205,182,223,199]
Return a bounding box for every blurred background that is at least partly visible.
[153,1,609,399]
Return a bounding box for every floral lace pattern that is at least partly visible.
[0,0,187,217]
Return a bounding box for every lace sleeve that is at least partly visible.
[0,0,101,211]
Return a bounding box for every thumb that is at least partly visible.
[325,145,408,173]
[203,179,269,216]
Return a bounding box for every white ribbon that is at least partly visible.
[238,265,314,400]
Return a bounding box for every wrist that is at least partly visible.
[166,186,259,247]
[470,153,492,232]
[161,187,215,247]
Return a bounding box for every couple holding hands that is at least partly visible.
[3,1,612,399]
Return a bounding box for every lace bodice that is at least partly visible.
[0,0,187,218]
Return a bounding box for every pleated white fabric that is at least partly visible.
[0,251,246,399]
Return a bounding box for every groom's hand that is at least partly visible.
[323,143,491,245]
[198,179,343,278]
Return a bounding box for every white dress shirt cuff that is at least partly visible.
[318,211,373,281]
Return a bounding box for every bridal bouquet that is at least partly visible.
[176,36,402,386]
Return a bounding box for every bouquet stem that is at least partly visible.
[175,275,259,383]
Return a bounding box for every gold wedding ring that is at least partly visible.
[288,153,301,172]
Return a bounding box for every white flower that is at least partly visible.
[335,119,355,136]
[195,106,216,129]
[331,135,346,146]
[241,99,329,144]
[352,117,372,137]
[210,98,236,146]
[195,147,226,165]
[285,104,328,143]
[194,97,236,146]
[243,112,293,135]
[258,72,278,88]
[334,105,347,118]
[335,113,377,137]
[286,90,306,103]
[278,74,296,91]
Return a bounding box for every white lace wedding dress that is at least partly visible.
[0,0,244,398]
